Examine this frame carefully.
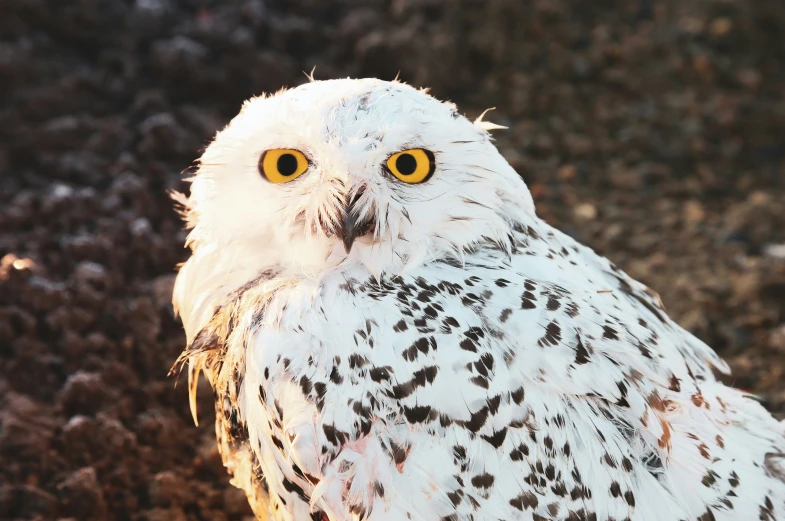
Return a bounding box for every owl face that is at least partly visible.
[184,79,534,278]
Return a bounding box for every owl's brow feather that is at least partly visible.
[458,197,494,210]
[396,184,465,204]
[196,143,244,159]
[464,164,500,175]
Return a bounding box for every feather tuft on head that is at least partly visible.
[474,107,508,131]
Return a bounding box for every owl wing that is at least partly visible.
[174,300,275,521]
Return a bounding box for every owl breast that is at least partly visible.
[213,221,784,521]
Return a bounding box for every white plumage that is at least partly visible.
[172,78,785,521]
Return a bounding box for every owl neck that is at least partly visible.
[174,209,537,343]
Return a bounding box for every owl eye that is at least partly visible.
[385,148,435,184]
[259,149,309,183]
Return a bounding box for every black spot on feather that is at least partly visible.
[509,492,538,511]
[460,406,489,432]
[299,375,312,396]
[511,387,525,404]
[404,404,436,423]
[282,477,309,502]
[574,336,590,364]
[538,321,562,347]
[602,325,619,340]
[471,473,495,489]
[521,291,537,309]
[370,366,392,382]
[481,427,508,448]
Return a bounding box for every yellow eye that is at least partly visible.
[258,149,309,183]
[385,148,435,184]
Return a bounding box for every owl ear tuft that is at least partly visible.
[474,108,508,131]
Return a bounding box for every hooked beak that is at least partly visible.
[338,186,375,253]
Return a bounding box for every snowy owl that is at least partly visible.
[172,78,784,521]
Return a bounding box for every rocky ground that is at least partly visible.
[1,0,784,520]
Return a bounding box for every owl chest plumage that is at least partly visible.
[194,222,785,521]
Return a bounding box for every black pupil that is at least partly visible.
[277,154,298,176]
[395,153,417,175]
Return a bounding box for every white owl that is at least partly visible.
[172,78,785,521]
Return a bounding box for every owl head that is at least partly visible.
[174,78,534,334]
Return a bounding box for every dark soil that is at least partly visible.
[1,1,784,520]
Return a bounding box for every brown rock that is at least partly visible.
[56,467,107,520]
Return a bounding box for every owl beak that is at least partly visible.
[339,186,374,253]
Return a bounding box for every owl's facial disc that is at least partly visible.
[337,185,375,253]
[337,147,434,253]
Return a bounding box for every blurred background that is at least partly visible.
[1,0,784,520]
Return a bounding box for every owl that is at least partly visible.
[172,78,785,521]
